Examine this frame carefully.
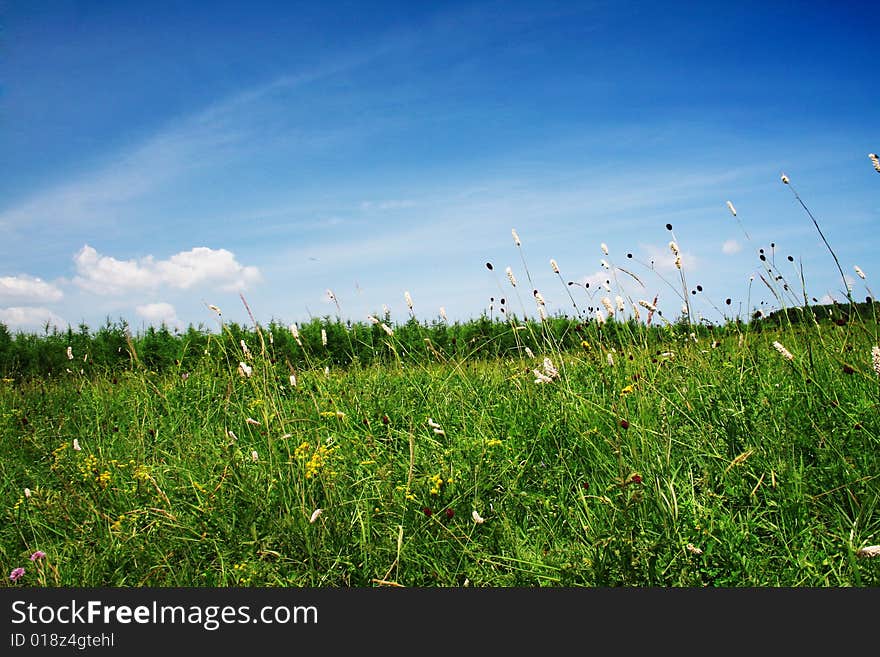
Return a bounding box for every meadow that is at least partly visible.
[2,176,879,588]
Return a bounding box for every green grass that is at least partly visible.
[2,311,879,587]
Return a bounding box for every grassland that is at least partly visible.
[2,300,879,587]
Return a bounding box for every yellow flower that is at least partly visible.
[620,384,634,395]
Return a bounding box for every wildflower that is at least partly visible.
[772,341,794,361]
[290,374,297,387]
[66,346,73,360]
[601,242,609,255]
[506,266,517,287]
[550,259,560,274]
[620,384,634,394]
[309,508,323,524]
[72,438,81,451]
[208,304,222,316]
[404,291,414,311]
[857,545,880,558]
[869,153,880,174]
[251,450,259,463]
[511,228,521,246]
[686,543,703,556]
[246,417,261,425]
[854,265,866,280]
[472,509,485,524]
[781,173,790,184]
[873,346,880,376]
[381,323,394,336]
[542,357,559,379]
[24,488,31,499]
[238,362,253,378]
[30,550,46,561]
[533,369,553,384]
[9,567,24,582]
[321,328,327,346]
[726,201,737,217]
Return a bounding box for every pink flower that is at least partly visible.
[9,567,25,582]
[29,551,46,561]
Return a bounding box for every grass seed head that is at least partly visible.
[726,200,737,216]
[772,341,794,361]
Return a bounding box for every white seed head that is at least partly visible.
[550,259,560,274]
[682,303,689,315]
[772,341,794,361]
[321,328,327,346]
[638,299,657,312]
[404,291,414,310]
[511,228,521,246]
[669,241,679,256]
[367,315,379,324]
[72,438,81,451]
[600,242,609,255]
[525,346,535,359]
[726,200,737,217]
[854,265,866,280]
[781,173,790,184]
[289,374,297,387]
[534,290,546,306]
[246,417,260,425]
[595,309,606,325]
[67,346,73,360]
[601,297,615,316]
[240,339,250,357]
[506,266,517,287]
[472,510,485,524]
[227,430,238,441]
[24,487,31,499]
[856,545,880,558]
[606,352,614,367]
[869,153,880,173]
[309,508,323,524]
[872,345,880,376]
[251,450,259,462]
[440,306,448,321]
[538,306,547,321]
[381,323,394,336]
[238,362,253,378]
[674,255,682,270]
[208,304,222,316]
[686,543,703,555]
[615,295,626,313]
[600,259,610,270]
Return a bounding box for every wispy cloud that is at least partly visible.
[73,245,261,295]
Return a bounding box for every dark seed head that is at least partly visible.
[725,298,731,305]
[759,254,766,261]
[382,415,390,425]
[620,419,630,429]
[627,253,633,259]
[665,223,672,231]
[486,262,493,270]
[697,285,703,292]
[423,507,432,516]
[444,508,454,519]
[842,364,855,375]
[787,255,794,262]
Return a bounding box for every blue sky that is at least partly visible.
[1,0,878,333]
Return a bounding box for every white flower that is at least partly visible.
[24,488,31,499]
[238,362,253,378]
[309,508,323,524]
[472,510,485,524]
[72,439,81,451]
[533,369,553,384]
[250,450,259,462]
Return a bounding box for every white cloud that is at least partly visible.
[721,239,742,255]
[0,307,67,331]
[0,275,63,303]
[73,245,261,295]
[136,302,181,328]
